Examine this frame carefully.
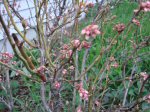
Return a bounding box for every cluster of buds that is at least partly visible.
[60,39,92,60]
[72,39,92,49]
[76,83,89,101]
[81,24,101,40]
[0,52,14,63]
[113,23,125,34]
[71,39,81,48]
[54,81,61,90]
[140,1,150,12]
[60,44,73,59]
[60,49,73,59]
[132,18,140,26]
[62,66,75,76]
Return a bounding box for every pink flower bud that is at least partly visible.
[63,44,69,50]
[140,72,149,80]
[114,23,125,34]
[76,83,89,100]
[76,106,83,112]
[111,62,119,68]
[11,61,17,65]
[62,69,67,75]
[140,1,150,12]
[67,50,73,58]
[54,81,61,89]
[37,66,47,73]
[79,88,89,100]
[0,52,14,64]
[132,18,140,26]
[72,39,80,48]
[82,41,91,49]
[81,24,101,39]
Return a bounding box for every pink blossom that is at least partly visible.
[0,52,13,59]
[76,83,89,100]
[76,106,83,112]
[140,72,149,80]
[0,52,13,63]
[79,88,89,100]
[11,61,17,65]
[140,1,150,12]
[81,24,101,40]
[114,23,125,34]
[37,66,47,73]
[82,41,91,49]
[76,83,83,90]
[54,81,61,89]
[71,39,80,48]
[62,69,67,75]
[132,18,140,26]
[67,50,73,58]
[63,44,69,50]
[60,50,67,59]
[111,62,119,68]
[69,65,75,70]
[60,49,73,59]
